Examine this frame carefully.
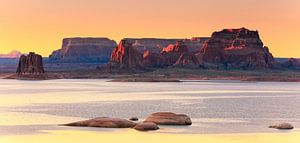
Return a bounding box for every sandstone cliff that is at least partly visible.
[106,28,276,71]
[199,28,275,69]
[107,38,207,70]
[16,52,44,74]
[49,38,117,63]
[109,39,144,69]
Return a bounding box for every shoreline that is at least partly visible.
[1,69,300,82]
[0,129,299,143]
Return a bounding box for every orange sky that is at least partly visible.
[0,0,299,57]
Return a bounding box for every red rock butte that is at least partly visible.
[16,52,45,74]
[107,28,275,70]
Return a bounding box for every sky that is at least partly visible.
[0,0,299,57]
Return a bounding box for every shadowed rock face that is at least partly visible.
[109,39,144,69]
[108,38,207,70]
[16,52,44,74]
[49,38,117,63]
[174,53,201,68]
[200,28,275,69]
[159,41,191,67]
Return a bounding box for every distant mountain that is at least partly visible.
[0,50,23,59]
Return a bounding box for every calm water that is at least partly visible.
[0,79,299,135]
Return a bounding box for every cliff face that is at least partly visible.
[159,41,190,67]
[109,39,144,69]
[199,28,275,69]
[107,38,207,70]
[126,38,181,54]
[16,52,44,74]
[49,38,117,63]
[106,28,276,71]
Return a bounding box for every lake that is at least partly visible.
[0,79,299,138]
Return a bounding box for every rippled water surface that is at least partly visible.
[0,79,299,135]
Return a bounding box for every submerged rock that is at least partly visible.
[65,117,137,128]
[133,122,159,131]
[269,123,294,130]
[144,112,192,125]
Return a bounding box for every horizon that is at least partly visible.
[0,0,299,57]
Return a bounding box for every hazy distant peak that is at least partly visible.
[0,50,23,58]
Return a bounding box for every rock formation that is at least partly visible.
[126,38,181,54]
[107,38,207,70]
[159,41,190,67]
[182,37,210,53]
[0,50,22,59]
[49,38,117,63]
[199,28,275,69]
[133,122,159,131]
[269,123,294,130]
[144,112,192,125]
[16,52,45,74]
[65,117,137,128]
[174,53,201,68]
[109,39,144,69]
[106,28,275,71]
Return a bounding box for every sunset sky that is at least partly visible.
[0,0,299,57]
